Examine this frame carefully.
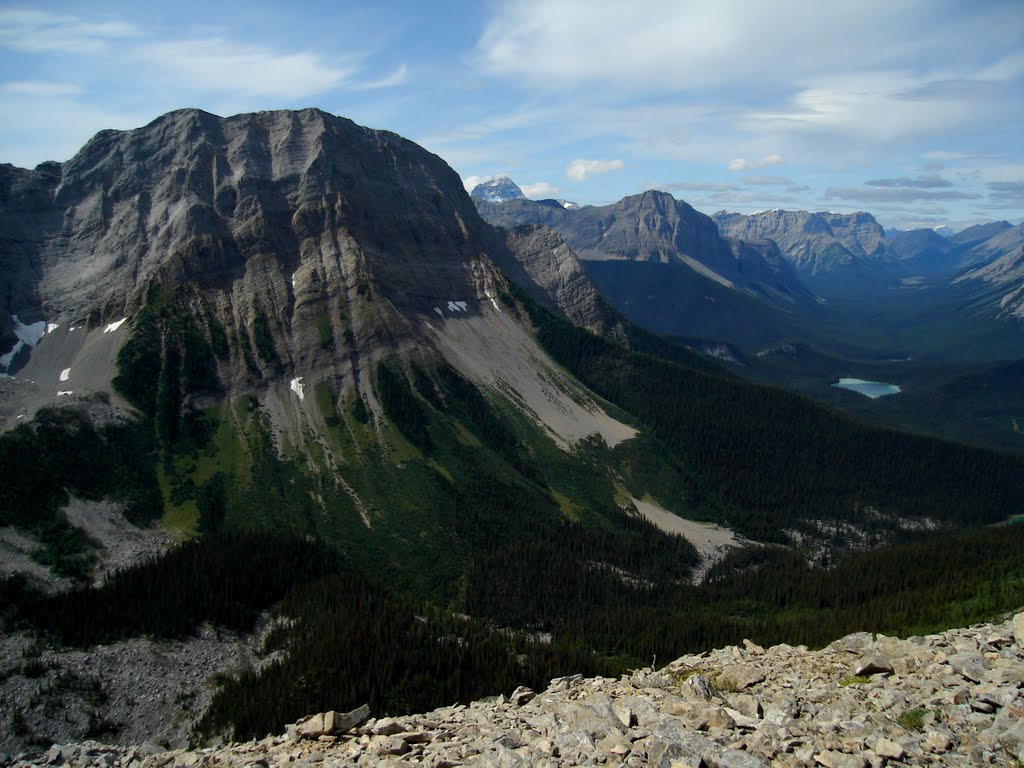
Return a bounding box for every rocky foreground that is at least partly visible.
[13,613,1024,768]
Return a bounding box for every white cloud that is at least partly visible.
[462,174,494,192]
[475,0,1020,92]
[728,154,783,172]
[353,64,408,91]
[864,174,952,189]
[142,39,353,100]
[0,8,140,55]
[825,187,981,203]
[745,68,1021,149]
[741,175,793,186]
[0,81,82,97]
[520,181,559,198]
[565,158,624,182]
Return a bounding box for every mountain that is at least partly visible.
[477,191,812,308]
[960,221,1024,269]
[712,209,903,295]
[4,108,1024,752]
[950,221,1014,253]
[469,176,525,203]
[887,228,959,276]
[885,220,1021,279]
[955,237,1024,320]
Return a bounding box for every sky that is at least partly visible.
[1,0,1022,231]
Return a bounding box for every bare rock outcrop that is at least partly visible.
[11,611,1023,767]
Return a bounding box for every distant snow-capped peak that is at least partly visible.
[470,177,525,204]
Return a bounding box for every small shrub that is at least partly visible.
[897,706,928,731]
[840,675,872,686]
[708,671,739,694]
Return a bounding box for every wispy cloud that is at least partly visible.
[825,187,981,203]
[520,181,559,198]
[566,158,624,182]
[728,154,783,172]
[865,174,953,188]
[0,81,83,97]
[0,8,140,55]
[664,181,741,192]
[987,181,1024,204]
[741,175,793,186]
[142,39,353,100]
[352,64,408,91]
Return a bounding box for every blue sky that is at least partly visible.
[1,1,1022,231]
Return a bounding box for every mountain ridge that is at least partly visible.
[477,190,813,308]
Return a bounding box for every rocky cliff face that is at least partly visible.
[0,108,632,447]
[495,224,626,337]
[13,612,1024,767]
[478,191,812,308]
[2,107,489,370]
[713,209,902,294]
[955,241,1024,320]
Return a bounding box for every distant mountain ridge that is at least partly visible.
[712,208,903,295]
[954,224,1024,320]
[477,190,812,308]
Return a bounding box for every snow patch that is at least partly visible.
[290,376,305,401]
[69,326,78,332]
[447,300,468,312]
[104,317,128,334]
[484,290,501,313]
[12,315,46,347]
[434,307,444,317]
[60,368,71,382]
[291,272,298,291]
[46,323,59,334]
[57,390,73,397]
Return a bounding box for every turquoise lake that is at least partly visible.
[831,378,901,399]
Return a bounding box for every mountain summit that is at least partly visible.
[469,176,525,204]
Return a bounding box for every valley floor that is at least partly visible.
[8,612,1023,767]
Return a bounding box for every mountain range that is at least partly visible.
[1,108,1023,753]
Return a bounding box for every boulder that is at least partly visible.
[853,656,893,677]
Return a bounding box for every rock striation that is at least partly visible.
[12,612,1024,767]
[712,209,902,296]
[953,224,1024,320]
[0,108,634,446]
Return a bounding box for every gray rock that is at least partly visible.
[947,653,989,683]
[853,656,893,677]
[922,729,952,753]
[509,686,536,706]
[719,664,766,691]
[371,717,406,736]
[814,750,867,768]
[873,737,904,759]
